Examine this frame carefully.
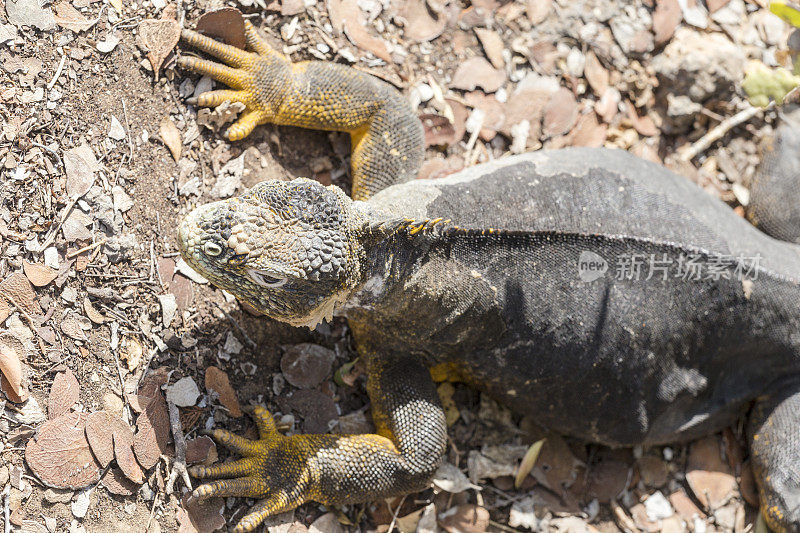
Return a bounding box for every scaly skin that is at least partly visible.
[178,21,423,201]
[177,18,800,533]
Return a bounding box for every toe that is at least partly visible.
[192,477,268,500]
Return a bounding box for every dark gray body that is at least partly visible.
[343,148,800,447]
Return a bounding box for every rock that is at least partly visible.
[166,376,200,407]
[652,0,681,46]
[609,7,654,55]
[652,28,745,104]
[104,234,138,263]
[664,94,703,133]
[6,0,55,31]
[644,491,674,521]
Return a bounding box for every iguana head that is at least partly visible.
[178,178,364,328]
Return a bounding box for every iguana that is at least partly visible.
[176,21,800,533]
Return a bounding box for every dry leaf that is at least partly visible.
[48,368,79,420]
[439,504,490,533]
[53,1,93,32]
[102,467,141,496]
[584,51,609,95]
[205,366,242,417]
[420,114,457,147]
[134,384,171,469]
[625,100,658,137]
[396,0,445,43]
[571,111,607,147]
[114,430,144,484]
[474,28,504,70]
[122,335,143,372]
[0,299,9,323]
[542,87,579,137]
[196,7,246,49]
[63,144,97,199]
[186,436,217,465]
[23,261,58,287]
[179,492,225,533]
[60,313,88,341]
[451,57,506,93]
[136,6,180,79]
[25,412,102,489]
[0,339,24,402]
[0,272,40,318]
[526,0,552,24]
[328,0,393,63]
[685,437,736,509]
[82,297,105,324]
[160,117,182,161]
[85,411,118,467]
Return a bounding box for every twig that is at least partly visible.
[145,490,160,532]
[212,301,258,350]
[679,104,771,162]
[385,495,407,533]
[2,485,9,533]
[122,98,134,162]
[47,52,67,91]
[165,400,192,495]
[487,520,523,533]
[66,237,108,259]
[610,499,640,533]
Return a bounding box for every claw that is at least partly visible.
[176,56,246,88]
[181,28,252,67]
[189,458,255,480]
[243,20,277,58]
[206,428,260,455]
[192,477,268,500]
[193,89,249,108]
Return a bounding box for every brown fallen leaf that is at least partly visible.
[82,297,105,324]
[196,7,246,49]
[25,412,102,489]
[327,0,392,63]
[653,0,682,47]
[0,299,9,323]
[101,467,141,496]
[396,0,445,43]
[60,313,88,341]
[134,383,171,469]
[542,87,579,138]
[115,429,144,484]
[586,458,630,503]
[0,337,26,403]
[53,1,93,32]
[439,504,490,533]
[48,368,79,420]
[420,114,456,147]
[136,5,180,79]
[685,436,737,509]
[0,271,41,318]
[85,411,120,468]
[571,111,607,148]
[280,344,336,389]
[474,28,504,70]
[160,117,182,162]
[584,51,609,96]
[23,262,58,287]
[186,436,218,465]
[179,492,225,533]
[625,100,658,137]
[205,366,243,417]
[464,91,505,142]
[526,0,552,24]
[417,156,464,181]
[451,57,506,93]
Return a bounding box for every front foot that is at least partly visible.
[178,21,286,141]
[190,406,309,532]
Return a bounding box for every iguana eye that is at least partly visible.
[247,269,288,288]
[203,241,223,256]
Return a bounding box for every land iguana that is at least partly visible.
[176,21,800,532]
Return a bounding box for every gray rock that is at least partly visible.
[652,28,745,104]
[6,0,55,31]
[104,233,138,263]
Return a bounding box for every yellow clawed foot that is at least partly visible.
[178,21,283,141]
[190,406,307,533]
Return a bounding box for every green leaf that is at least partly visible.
[771,0,800,28]
[742,60,800,107]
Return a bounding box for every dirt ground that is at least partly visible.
[0,0,793,531]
